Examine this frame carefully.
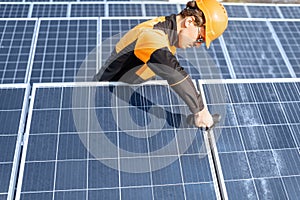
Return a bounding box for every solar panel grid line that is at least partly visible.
[96,17,100,75]
[104,3,108,17]
[275,5,285,19]
[140,3,146,17]
[268,18,300,22]
[27,3,33,18]
[15,83,38,200]
[115,87,122,200]
[7,84,31,200]
[22,18,40,84]
[52,85,65,199]
[198,80,229,199]
[198,81,223,200]
[218,35,236,79]
[66,2,71,17]
[266,20,297,78]
[242,4,251,18]
[208,131,229,200]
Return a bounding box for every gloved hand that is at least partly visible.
[194,107,214,128]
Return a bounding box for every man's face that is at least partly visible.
[177,17,205,49]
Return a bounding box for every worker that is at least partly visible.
[93,0,228,128]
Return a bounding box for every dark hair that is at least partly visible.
[179,1,205,27]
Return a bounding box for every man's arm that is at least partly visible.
[147,48,203,114]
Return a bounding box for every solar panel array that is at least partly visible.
[0,1,300,200]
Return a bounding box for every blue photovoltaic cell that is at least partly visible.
[0,87,25,198]
[271,21,300,77]
[17,84,218,199]
[0,4,29,18]
[145,4,178,17]
[247,6,281,18]
[204,81,300,199]
[223,20,291,78]
[223,5,248,18]
[31,4,68,18]
[109,4,142,17]
[177,39,231,79]
[30,19,97,83]
[71,4,105,17]
[0,20,36,83]
[279,6,300,19]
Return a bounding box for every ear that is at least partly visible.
[184,16,196,28]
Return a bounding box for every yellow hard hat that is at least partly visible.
[196,0,228,48]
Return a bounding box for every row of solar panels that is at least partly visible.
[1,79,300,199]
[0,2,300,18]
[0,17,299,84]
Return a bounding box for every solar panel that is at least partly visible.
[0,19,36,84]
[16,82,220,199]
[247,5,281,18]
[31,4,68,18]
[71,3,105,17]
[29,19,97,83]
[271,20,300,77]
[203,79,300,200]
[145,3,178,17]
[0,84,28,200]
[222,20,292,78]
[177,39,231,79]
[0,4,29,18]
[109,3,143,17]
[279,5,300,19]
[223,4,249,18]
